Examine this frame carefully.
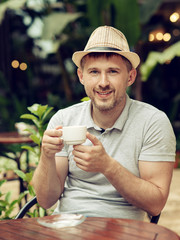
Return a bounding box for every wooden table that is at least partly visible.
[0,132,33,195]
[0,216,179,240]
[0,131,33,144]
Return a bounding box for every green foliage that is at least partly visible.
[20,104,54,159]
[42,12,82,40]
[15,103,54,218]
[14,169,46,218]
[0,104,54,219]
[140,41,180,82]
[0,179,28,220]
[140,0,163,24]
[81,97,90,102]
[27,206,46,218]
[87,0,140,47]
[0,0,26,24]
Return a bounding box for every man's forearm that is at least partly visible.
[103,157,168,216]
[32,153,62,209]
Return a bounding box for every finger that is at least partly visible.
[43,142,63,151]
[43,134,63,145]
[73,148,86,159]
[86,132,100,146]
[75,163,88,172]
[55,126,63,137]
[44,129,62,137]
[55,125,63,130]
[74,156,89,168]
[42,134,63,144]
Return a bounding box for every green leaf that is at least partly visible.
[14,169,26,181]
[34,209,39,218]
[20,114,38,121]
[27,104,40,115]
[25,172,33,183]
[32,119,40,128]
[42,12,82,40]
[27,209,39,218]
[41,107,54,123]
[39,207,46,218]
[27,211,35,218]
[30,134,41,145]
[28,185,35,196]
[81,97,90,102]
[25,128,37,135]
[10,199,18,207]
[38,105,50,119]
[0,179,7,187]
[0,200,7,207]
[140,41,180,81]
[17,191,29,203]
[0,0,26,24]
[21,145,36,153]
[5,206,15,217]
[5,191,11,203]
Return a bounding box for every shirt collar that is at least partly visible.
[113,95,132,131]
[85,101,102,131]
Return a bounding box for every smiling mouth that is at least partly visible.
[96,90,113,98]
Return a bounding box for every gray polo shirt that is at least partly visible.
[47,95,176,220]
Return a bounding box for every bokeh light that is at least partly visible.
[11,60,19,68]
[163,33,171,42]
[170,12,179,23]
[19,63,27,71]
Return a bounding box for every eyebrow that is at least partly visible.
[108,67,121,71]
[87,67,121,71]
[87,67,99,72]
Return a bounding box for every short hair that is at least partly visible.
[80,52,132,72]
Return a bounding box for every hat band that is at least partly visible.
[86,46,122,52]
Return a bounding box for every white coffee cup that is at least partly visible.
[62,126,87,145]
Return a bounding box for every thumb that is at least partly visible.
[86,132,100,146]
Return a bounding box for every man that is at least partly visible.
[32,26,176,220]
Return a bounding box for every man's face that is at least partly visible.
[78,54,136,112]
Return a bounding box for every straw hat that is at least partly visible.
[72,26,140,69]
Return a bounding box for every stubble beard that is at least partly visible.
[85,85,125,112]
[91,94,124,112]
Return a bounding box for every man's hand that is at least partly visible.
[41,126,64,158]
[72,132,111,173]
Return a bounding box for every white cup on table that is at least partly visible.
[61,126,87,145]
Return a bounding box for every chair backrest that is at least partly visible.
[150,214,161,224]
[15,196,161,224]
[15,196,37,219]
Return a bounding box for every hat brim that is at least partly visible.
[72,50,140,69]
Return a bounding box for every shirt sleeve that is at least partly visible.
[139,111,176,162]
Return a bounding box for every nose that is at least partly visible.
[98,73,110,88]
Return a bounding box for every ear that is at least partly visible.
[127,68,137,87]
[77,68,84,85]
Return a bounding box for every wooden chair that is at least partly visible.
[15,196,161,223]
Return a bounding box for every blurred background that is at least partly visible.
[0,0,180,144]
[0,0,180,228]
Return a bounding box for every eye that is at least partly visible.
[109,69,119,75]
[89,70,99,75]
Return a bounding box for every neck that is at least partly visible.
[91,98,126,129]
